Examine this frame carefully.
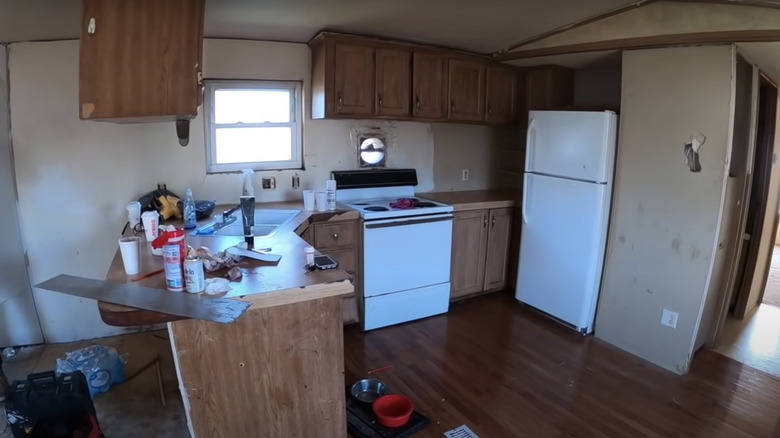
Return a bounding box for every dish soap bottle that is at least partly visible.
[183,188,197,229]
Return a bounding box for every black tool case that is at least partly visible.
[4,371,104,438]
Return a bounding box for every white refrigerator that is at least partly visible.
[515,110,618,334]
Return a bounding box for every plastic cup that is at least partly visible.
[315,191,327,212]
[126,201,141,229]
[303,190,316,211]
[118,237,141,276]
[141,211,159,242]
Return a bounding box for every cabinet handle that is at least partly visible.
[87,18,96,35]
[487,104,493,115]
[451,101,455,112]
[333,233,339,240]
[337,93,343,110]
[483,215,488,228]
[378,93,383,108]
[415,96,421,111]
[491,217,496,227]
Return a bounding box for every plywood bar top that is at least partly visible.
[422,189,520,211]
[99,201,358,326]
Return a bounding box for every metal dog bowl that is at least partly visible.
[349,378,388,403]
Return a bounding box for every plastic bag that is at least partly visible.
[55,345,126,398]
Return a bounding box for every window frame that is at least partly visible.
[204,80,303,173]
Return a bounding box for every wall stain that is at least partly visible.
[632,276,637,284]
[690,246,701,260]
[637,202,645,216]
[618,235,626,244]
[646,289,653,294]
[671,237,682,254]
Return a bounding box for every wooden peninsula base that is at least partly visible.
[169,295,346,437]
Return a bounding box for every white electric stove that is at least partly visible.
[332,169,453,331]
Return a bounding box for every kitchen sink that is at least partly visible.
[192,209,301,237]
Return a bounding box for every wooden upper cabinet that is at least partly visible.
[485,66,518,124]
[333,43,375,116]
[375,48,411,117]
[525,66,574,111]
[79,0,204,120]
[483,208,513,291]
[447,59,486,122]
[412,52,446,119]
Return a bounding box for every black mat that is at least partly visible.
[345,387,430,438]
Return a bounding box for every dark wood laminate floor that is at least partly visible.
[344,293,780,438]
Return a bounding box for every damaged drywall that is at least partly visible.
[684,134,706,173]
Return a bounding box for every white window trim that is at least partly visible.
[204,80,303,173]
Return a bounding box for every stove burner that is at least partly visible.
[414,201,437,208]
[364,206,389,212]
[352,202,369,206]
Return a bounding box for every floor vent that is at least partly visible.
[444,425,480,438]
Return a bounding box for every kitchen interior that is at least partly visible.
[3,0,780,437]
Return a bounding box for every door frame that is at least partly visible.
[734,75,780,315]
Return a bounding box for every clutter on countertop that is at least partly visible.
[55,345,126,398]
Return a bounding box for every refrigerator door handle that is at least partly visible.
[522,173,530,225]
[525,117,536,170]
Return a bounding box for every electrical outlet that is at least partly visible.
[462,169,469,181]
[661,309,678,329]
[261,177,276,190]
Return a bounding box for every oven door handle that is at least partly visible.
[364,214,453,229]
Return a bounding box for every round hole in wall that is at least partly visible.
[358,136,386,167]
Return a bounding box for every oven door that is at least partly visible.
[363,213,453,298]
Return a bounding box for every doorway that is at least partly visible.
[713,73,780,377]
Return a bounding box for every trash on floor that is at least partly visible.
[55,345,126,398]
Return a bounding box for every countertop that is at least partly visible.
[99,201,359,326]
[423,189,520,211]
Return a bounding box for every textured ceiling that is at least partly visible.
[0,0,641,53]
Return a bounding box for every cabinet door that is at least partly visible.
[484,208,514,291]
[525,67,574,111]
[329,249,360,324]
[333,43,375,116]
[447,59,485,122]
[376,48,411,117]
[79,0,204,120]
[412,52,446,119]
[485,66,517,124]
[450,210,488,299]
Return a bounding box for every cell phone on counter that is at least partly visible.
[313,255,339,270]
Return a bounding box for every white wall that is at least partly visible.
[8,39,501,343]
[0,44,44,347]
[595,46,733,374]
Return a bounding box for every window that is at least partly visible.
[205,80,302,173]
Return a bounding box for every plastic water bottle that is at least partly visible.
[183,188,196,229]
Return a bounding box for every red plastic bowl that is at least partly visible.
[372,394,414,428]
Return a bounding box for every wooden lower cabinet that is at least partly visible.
[301,219,361,324]
[450,208,514,301]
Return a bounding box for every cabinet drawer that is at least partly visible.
[328,249,357,275]
[313,222,357,250]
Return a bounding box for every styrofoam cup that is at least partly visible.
[315,191,327,212]
[303,190,315,211]
[126,201,141,229]
[118,236,141,276]
[141,211,159,242]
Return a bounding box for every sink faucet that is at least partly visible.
[214,205,240,230]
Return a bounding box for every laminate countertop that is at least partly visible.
[423,189,520,211]
[99,201,358,326]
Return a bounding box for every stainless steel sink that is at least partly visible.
[192,209,301,237]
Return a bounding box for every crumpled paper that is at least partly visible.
[189,246,241,272]
[204,278,231,295]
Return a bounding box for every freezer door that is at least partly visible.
[516,173,611,333]
[526,111,617,183]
